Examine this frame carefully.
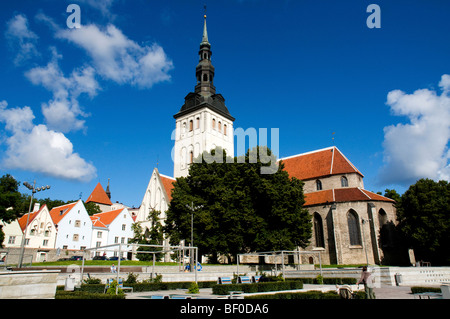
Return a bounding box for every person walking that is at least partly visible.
[357,266,376,299]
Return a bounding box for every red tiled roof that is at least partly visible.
[86,183,113,206]
[280,146,363,181]
[49,202,77,225]
[91,208,124,227]
[160,174,175,201]
[304,187,395,207]
[18,205,47,231]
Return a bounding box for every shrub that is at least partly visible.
[187,282,199,294]
[245,291,340,299]
[411,286,441,294]
[56,291,125,299]
[212,280,303,295]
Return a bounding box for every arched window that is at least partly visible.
[189,151,194,164]
[218,121,222,131]
[212,118,216,129]
[196,117,200,129]
[313,213,325,248]
[347,210,362,245]
[203,74,208,82]
[189,120,193,132]
[224,124,227,136]
[316,180,322,191]
[341,176,348,187]
[378,209,392,247]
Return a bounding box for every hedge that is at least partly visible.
[293,277,357,285]
[411,286,442,294]
[79,281,216,293]
[55,291,125,299]
[245,290,340,299]
[212,281,303,295]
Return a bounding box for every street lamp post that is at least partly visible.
[18,181,51,268]
[185,202,203,271]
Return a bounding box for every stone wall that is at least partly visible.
[0,270,60,299]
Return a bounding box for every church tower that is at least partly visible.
[173,14,235,178]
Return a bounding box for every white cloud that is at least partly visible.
[0,101,97,182]
[56,24,173,88]
[76,0,116,19]
[25,49,99,133]
[4,14,39,65]
[379,75,450,185]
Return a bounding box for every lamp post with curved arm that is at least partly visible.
[18,181,51,268]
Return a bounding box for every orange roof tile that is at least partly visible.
[280,146,363,181]
[49,202,77,225]
[18,205,47,231]
[91,208,124,227]
[86,183,113,206]
[160,174,175,201]
[304,187,395,207]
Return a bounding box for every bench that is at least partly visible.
[252,275,262,283]
[414,292,442,299]
[118,278,134,293]
[218,277,232,284]
[104,278,134,293]
[237,276,252,284]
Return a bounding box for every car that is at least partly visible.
[92,255,108,260]
[69,256,83,261]
[108,256,126,261]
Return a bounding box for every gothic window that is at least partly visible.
[189,151,194,164]
[196,117,200,129]
[212,118,216,129]
[313,213,325,248]
[224,124,227,136]
[316,180,322,191]
[341,176,348,187]
[347,210,362,246]
[218,121,222,131]
[189,120,193,131]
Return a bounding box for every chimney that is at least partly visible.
[33,203,40,212]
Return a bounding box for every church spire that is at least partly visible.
[201,14,209,46]
[195,12,215,95]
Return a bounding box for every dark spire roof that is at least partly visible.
[174,13,234,121]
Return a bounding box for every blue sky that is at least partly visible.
[1,0,450,207]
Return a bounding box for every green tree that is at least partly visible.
[132,210,165,261]
[0,174,24,247]
[396,179,450,265]
[84,201,102,216]
[164,147,312,263]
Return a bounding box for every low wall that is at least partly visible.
[0,270,60,299]
[383,267,450,287]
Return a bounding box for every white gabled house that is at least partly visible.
[18,203,57,256]
[90,208,134,259]
[49,200,93,251]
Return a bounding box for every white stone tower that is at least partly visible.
[173,14,235,178]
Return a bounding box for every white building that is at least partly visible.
[49,200,93,251]
[1,216,24,249]
[18,204,57,257]
[90,208,134,259]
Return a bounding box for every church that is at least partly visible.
[134,14,397,266]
